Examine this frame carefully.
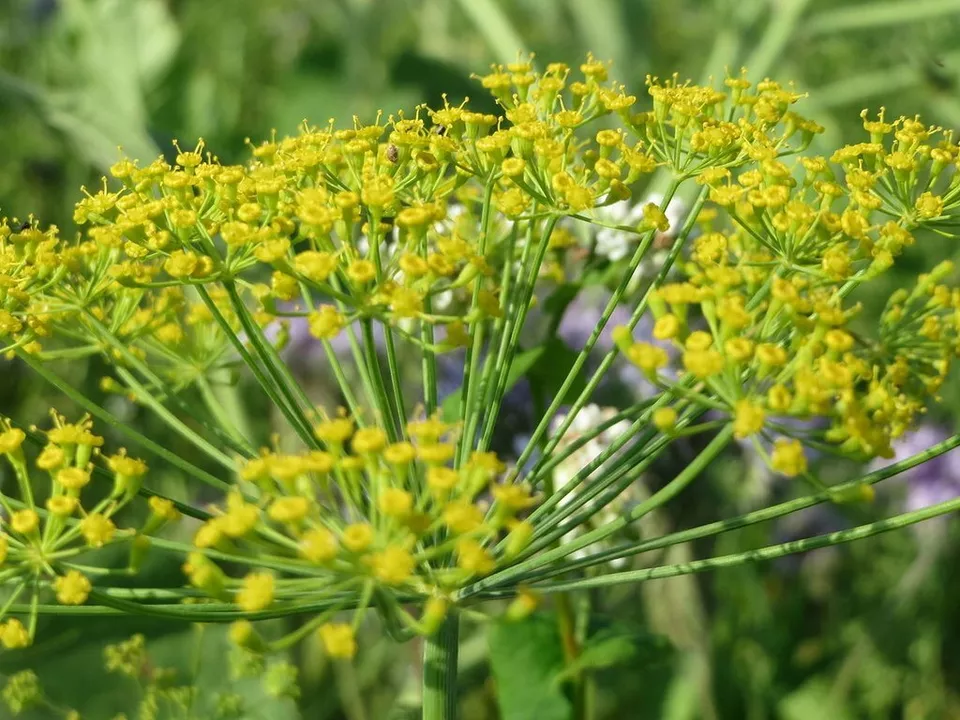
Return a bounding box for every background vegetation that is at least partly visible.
[3,0,960,717]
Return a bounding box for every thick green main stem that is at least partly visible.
[422,613,460,720]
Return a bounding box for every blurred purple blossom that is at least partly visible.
[272,314,386,375]
[869,424,960,513]
[554,289,665,399]
[556,289,634,352]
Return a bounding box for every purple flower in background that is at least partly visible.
[555,289,665,399]
[556,289,634,352]
[435,349,467,403]
[273,313,387,375]
[870,425,960,513]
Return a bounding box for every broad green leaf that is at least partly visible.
[552,625,673,686]
[551,633,635,685]
[488,614,571,720]
[128,0,181,86]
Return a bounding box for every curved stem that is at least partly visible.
[525,489,960,594]
[517,432,960,584]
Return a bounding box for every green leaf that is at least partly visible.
[551,632,636,685]
[527,337,588,401]
[441,344,545,422]
[454,0,529,66]
[543,283,582,316]
[552,625,672,686]
[778,677,855,720]
[488,614,572,720]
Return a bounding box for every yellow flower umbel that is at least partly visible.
[0,412,166,646]
[176,403,542,651]
[1,54,959,675]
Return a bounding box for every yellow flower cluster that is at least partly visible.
[183,410,535,655]
[616,109,960,475]
[1,55,958,665]
[0,413,177,648]
[0,59,822,384]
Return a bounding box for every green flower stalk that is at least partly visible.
[1,55,960,718]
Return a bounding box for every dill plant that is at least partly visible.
[0,56,959,718]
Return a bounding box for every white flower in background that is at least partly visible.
[434,201,466,235]
[551,404,631,491]
[593,192,690,269]
[431,289,455,313]
[355,223,401,258]
[550,404,637,567]
[594,201,645,261]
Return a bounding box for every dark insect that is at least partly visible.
[434,125,447,136]
[386,144,399,163]
[921,53,954,93]
[19,222,31,232]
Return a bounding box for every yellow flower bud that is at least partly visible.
[456,538,495,576]
[352,427,387,455]
[733,400,765,439]
[342,523,374,553]
[653,315,681,340]
[427,466,460,497]
[653,407,678,432]
[308,305,347,340]
[11,509,39,536]
[35,445,65,471]
[46,496,78,517]
[299,527,338,563]
[683,349,723,379]
[54,570,92,605]
[771,438,807,477]
[236,572,275,612]
[0,619,30,649]
[505,588,540,621]
[80,513,116,547]
[370,545,415,585]
[421,596,449,635]
[318,623,357,658]
[442,500,484,534]
[384,442,416,465]
[268,496,310,524]
[56,467,90,491]
[378,488,413,519]
[0,428,26,456]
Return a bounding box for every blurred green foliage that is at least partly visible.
[5,0,960,717]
